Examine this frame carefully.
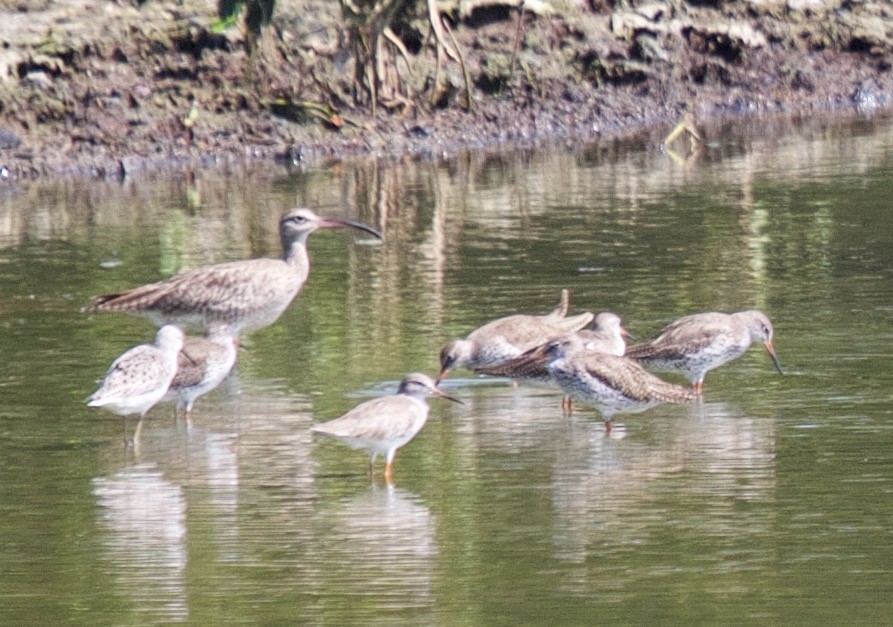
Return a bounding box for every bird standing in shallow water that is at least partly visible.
[437,289,593,383]
[475,311,629,410]
[544,335,698,432]
[310,373,461,482]
[625,310,783,395]
[87,325,184,447]
[85,208,381,335]
[163,322,238,421]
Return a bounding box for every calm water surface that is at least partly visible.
[1,114,891,624]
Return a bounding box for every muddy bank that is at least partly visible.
[0,0,891,179]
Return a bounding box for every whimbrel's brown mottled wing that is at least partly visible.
[87,258,299,322]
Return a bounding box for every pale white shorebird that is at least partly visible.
[85,208,382,335]
[625,310,783,395]
[87,325,184,446]
[163,322,238,420]
[310,373,462,482]
[437,289,593,383]
[543,335,698,432]
[475,311,629,410]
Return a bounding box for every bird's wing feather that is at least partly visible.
[472,311,594,350]
[169,338,215,388]
[91,347,169,399]
[311,396,421,440]
[577,354,696,403]
[88,259,297,317]
[626,313,731,361]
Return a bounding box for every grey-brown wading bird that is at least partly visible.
[625,310,783,395]
[437,289,593,383]
[310,373,462,482]
[85,208,382,335]
[543,334,698,432]
[163,321,238,420]
[475,311,629,410]
[87,324,185,446]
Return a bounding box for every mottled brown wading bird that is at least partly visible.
[437,289,593,383]
[87,325,184,448]
[163,321,238,421]
[625,310,783,395]
[475,311,629,411]
[310,373,462,482]
[542,335,698,433]
[85,208,382,335]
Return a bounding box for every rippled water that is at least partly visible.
[1,113,891,623]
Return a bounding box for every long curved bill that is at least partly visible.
[319,216,383,239]
[764,341,783,374]
[434,387,463,405]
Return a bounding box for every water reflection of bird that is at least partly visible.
[544,335,698,431]
[86,208,382,335]
[625,310,783,395]
[92,463,188,622]
[163,322,238,420]
[437,289,593,383]
[311,373,461,481]
[87,325,184,445]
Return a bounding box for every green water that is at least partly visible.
[1,114,891,624]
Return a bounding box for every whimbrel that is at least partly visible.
[86,208,381,335]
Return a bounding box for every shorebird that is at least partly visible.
[85,208,382,335]
[544,334,698,431]
[437,289,593,383]
[625,310,783,395]
[87,325,185,445]
[475,312,629,408]
[163,322,238,419]
[310,373,461,481]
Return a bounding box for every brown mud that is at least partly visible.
[0,0,892,179]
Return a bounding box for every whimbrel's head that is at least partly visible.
[279,208,382,248]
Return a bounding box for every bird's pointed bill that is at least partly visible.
[433,387,463,405]
[318,216,382,239]
[765,341,783,374]
[435,368,449,385]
